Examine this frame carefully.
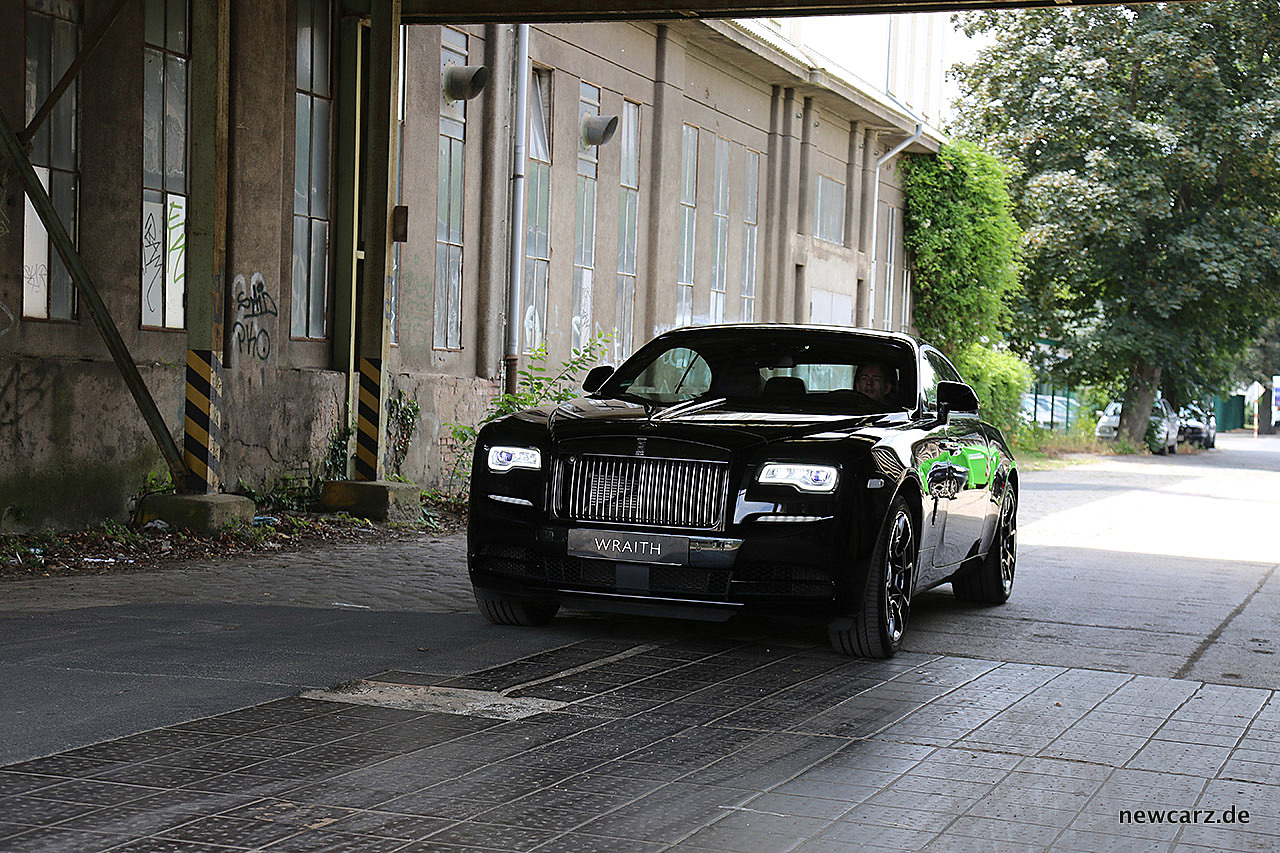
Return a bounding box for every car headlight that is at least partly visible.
[757,463,838,493]
[487,446,542,473]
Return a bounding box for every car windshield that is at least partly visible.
[598,329,917,413]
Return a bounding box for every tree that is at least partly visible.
[952,3,1280,443]
[899,141,1024,356]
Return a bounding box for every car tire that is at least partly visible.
[830,495,917,659]
[953,487,1017,605]
[1169,437,1177,454]
[475,593,559,626]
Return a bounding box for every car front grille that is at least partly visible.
[560,454,729,529]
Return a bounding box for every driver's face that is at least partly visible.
[855,365,890,401]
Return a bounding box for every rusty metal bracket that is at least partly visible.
[0,104,191,487]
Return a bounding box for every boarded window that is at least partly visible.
[676,125,697,326]
[141,0,188,330]
[740,150,759,322]
[291,0,332,339]
[434,28,468,350]
[23,0,80,321]
[615,100,640,360]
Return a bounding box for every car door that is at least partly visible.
[921,349,991,573]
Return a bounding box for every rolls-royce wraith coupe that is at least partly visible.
[468,325,1018,657]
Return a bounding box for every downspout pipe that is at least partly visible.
[505,24,530,396]
[867,121,921,330]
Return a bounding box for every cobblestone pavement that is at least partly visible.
[0,637,1276,852]
[0,535,474,614]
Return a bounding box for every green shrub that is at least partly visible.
[954,343,1032,433]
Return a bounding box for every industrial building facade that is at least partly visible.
[0,0,938,531]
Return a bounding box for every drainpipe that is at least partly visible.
[868,121,922,330]
[505,24,530,396]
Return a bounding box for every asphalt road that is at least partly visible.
[907,431,1280,689]
[1,432,1277,766]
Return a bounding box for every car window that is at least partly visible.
[921,349,961,408]
[615,347,712,403]
[1104,402,1122,417]
[601,330,915,412]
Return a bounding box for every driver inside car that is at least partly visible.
[854,360,895,403]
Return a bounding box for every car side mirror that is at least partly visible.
[583,364,614,393]
[937,381,980,414]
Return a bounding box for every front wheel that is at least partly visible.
[954,487,1017,604]
[830,496,917,658]
[475,593,559,626]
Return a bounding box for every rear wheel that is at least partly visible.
[954,487,1017,604]
[475,593,559,626]
[830,496,917,658]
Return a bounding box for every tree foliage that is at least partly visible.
[952,2,1280,439]
[899,140,1024,355]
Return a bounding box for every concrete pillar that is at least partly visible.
[476,23,513,380]
[794,97,814,323]
[353,0,401,482]
[761,86,782,323]
[185,0,231,494]
[856,127,879,327]
[844,120,865,252]
[772,88,797,323]
[642,25,684,339]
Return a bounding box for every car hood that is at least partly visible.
[510,396,908,451]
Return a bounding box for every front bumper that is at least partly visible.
[468,498,852,620]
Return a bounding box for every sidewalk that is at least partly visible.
[1,533,1277,852]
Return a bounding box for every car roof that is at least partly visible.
[659,323,922,347]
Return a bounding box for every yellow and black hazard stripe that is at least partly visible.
[184,349,221,491]
[355,357,382,481]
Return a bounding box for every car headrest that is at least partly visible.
[762,376,806,398]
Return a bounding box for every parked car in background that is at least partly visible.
[1178,404,1217,448]
[469,326,1019,659]
[1095,398,1181,454]
[1019,393,1085,431]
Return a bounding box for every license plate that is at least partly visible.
[567,529,689,565]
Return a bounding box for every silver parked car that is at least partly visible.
[1095,398,1180,454]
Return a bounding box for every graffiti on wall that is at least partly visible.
[141,207,164,318]
[0,299,14,337]
[230,273,277,361]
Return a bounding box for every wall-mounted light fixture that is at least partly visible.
[580,114,619,147]
[443,65,489,102]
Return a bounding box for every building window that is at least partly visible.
[523,68,552,352]
[434,28,468,350]
[815,175,845,245]
[571,82,600,352]
[676,124,697,327]
[709,138,730,325]
[292,0,331,339]
[615,100,639,360]
[22,0,80,321]
[883,206,897,330]
[141,0,188,330]
[741,150,759,323]
[389,24,407,345]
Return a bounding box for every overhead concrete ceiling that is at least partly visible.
[401,0,1189,24]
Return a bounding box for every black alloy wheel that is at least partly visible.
[474,594,560,626]
[954,486,1017,604]
[831,495,917,658]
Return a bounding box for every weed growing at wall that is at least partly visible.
[434,333,613,506]
[324,420,354,482]
[386,390,421,478]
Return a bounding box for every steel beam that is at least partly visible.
[399,0,1191,24]
[0,105,190,486]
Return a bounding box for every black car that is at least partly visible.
[468,325,1018,658]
